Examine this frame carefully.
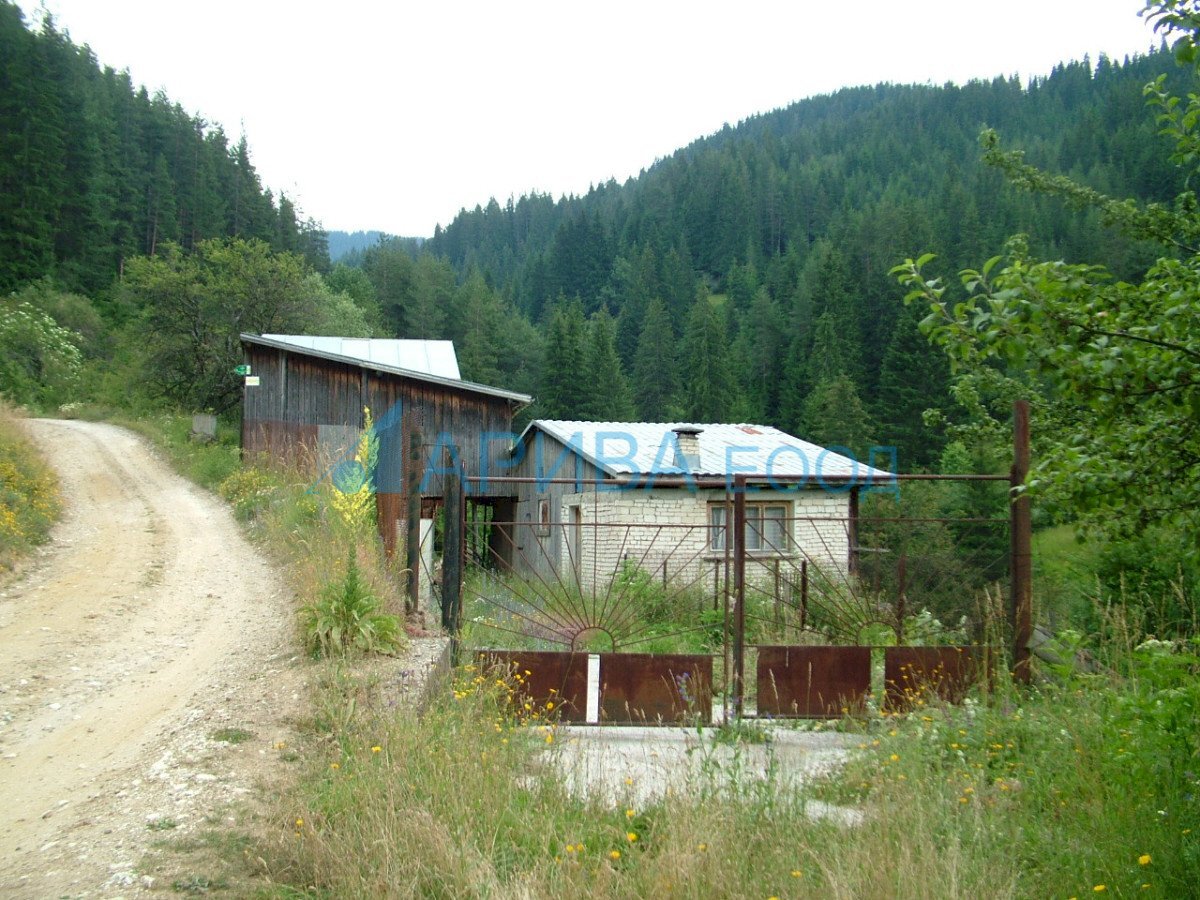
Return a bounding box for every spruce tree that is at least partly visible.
[579,307,635,421]
[801,374,875,461]
[632,295,678,421]
[456,273,503,386]
[680,289,740,422]
[538,297,587,419]
[735,287,784,422]
[874,307,949,469]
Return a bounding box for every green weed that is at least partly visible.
[210,727,255,745]
[301,551,402,657]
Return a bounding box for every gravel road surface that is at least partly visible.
[0,420,304,897]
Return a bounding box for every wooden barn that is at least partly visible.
[239,333,531,559]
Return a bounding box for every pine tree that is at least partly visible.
[874,307,949,469]
[579,307,635,420]
[632,295,679,421]
[538,297,587,418]
[680,288,740,421]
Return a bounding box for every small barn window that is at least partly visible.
[537,498,551,535]
[709,502,791,553]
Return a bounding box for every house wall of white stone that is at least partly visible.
[541,487,851,595]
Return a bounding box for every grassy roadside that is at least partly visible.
[249,644,1198,899]
[0,400,61,571]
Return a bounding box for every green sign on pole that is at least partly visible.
[235,364,251,376]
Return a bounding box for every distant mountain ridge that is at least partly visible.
[327,230,389,262]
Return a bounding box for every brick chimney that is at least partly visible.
[672,426,703,472]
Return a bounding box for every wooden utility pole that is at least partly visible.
[405,429,422,616]
[442,466,464,635]
[1010,400,1033,684]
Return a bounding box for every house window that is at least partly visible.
[709,502,791,553]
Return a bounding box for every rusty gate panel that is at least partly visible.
[755,645,871,718]
[884,646,982,710]
[477,650,589,722]
[599,653,712,725]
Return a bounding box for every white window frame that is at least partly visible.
[709,501,792,554]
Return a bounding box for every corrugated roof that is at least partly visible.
[240,333,531,404]
[262,334,461,379]
[518,421,892,481]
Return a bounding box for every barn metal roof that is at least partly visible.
[261,334,461,379]
[517,420,892,482]
[241,333,532,404]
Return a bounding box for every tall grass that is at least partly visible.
[0,400,60,570]
[255,623,1199,898]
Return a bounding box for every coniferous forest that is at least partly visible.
[0,0,1186,474]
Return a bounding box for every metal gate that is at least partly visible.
[423,403,1033,724]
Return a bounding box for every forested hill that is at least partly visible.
[346,47,1185,467]
[0,0,1186,473]
[427,50,1181,310]
[0,1,328,297]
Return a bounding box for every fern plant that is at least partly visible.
[301,551,402,656]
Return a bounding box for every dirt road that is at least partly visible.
[0,420,304,897]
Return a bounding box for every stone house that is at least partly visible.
[496,420,890,594]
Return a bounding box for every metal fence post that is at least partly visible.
[848,485,860,575]
[732,475,747,719]
[1010,399,1033,684]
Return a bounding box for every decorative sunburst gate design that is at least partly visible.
[425,465,1025,724]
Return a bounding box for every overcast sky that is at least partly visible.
[18,1,1161,237]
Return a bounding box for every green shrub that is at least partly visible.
[0,296,83,409]
[218,467,279,521]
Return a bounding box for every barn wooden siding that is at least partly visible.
[241,341,524,552]
[505,429,607,577]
